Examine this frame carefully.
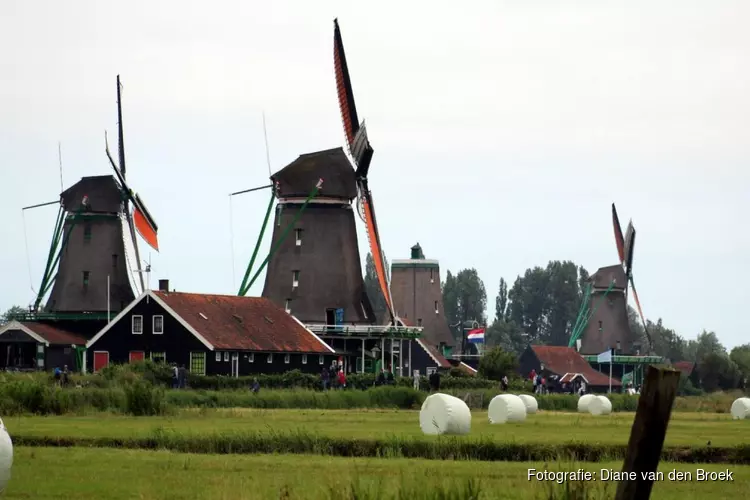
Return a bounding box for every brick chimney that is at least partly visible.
[158,279,170,292]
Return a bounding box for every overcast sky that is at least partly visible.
[1,1,747,348]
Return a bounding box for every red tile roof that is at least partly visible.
[20,322,87,345]
[531,345,621,387]
[673,361,695,376]
[152,291,333,354]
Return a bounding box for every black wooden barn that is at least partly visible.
[0,321,86,371]
[85,284,337,376]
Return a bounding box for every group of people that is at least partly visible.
[53,365,70,386]
[320,363,348,390]
[171,363,187,389]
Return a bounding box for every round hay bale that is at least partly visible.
[488,394,527,424]
[517,394,538,414]
[589,395,613,416]
[0,418,13,494]
[419,393,471,435]
[730,397,750,420]
[577,394,595,413]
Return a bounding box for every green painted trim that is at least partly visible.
[582,355,664,364]
[316,327,423,339]
[391,262,440,269]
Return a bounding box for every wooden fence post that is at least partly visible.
[615,365,681,500]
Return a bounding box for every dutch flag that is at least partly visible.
[467,328,485,343]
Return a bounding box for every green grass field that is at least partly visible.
[5,408,747,447]
[5,447,746,499]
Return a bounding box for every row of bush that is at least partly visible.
[11,429,750,464]
[0,373,744,416]
[90,362,518,391]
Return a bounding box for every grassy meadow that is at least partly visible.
[5,447,746,499]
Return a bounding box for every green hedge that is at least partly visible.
[12,430,750,464]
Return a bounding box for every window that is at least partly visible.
[426,367,437,375]
[83,224,92,243]
[112,254,118,269]
[434,301,439,314]
[248,353,255,363]
[224,352,229,362]
[302,354,308,364]
[417,318,423,327]
[153,315,164,334]
[284,354,290,364]
[150,352,166,363]
[82,271,90,288]
[190,352,206,375]
[285,299,291,314]
[63,347,71,355]
[319,355,324,365]
[430,268,434,283]
[295,228,303,246]
[292,270,300,288]
[267,353,273,363]
[132,315,143,334]
[598,320,603,331]
[216,352,221,362]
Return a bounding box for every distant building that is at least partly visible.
[0,321,86,371]
[519,345,622,393]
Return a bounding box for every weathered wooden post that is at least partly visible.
[615,365,681,500]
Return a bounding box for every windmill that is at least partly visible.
[23,75,159,317]
[568,203,652,355]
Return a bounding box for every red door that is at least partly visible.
[129,351,145,363]
[93,351,109,372]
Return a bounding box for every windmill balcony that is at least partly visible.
[305,323,423,339]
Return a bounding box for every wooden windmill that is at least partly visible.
[569,203,652,355]
[24,76,159,317]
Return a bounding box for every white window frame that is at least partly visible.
[267,353,273,364]
[152,315,164,334]
[284,353,290,364]
[132,315,143,334]
[224,351,229,362]
[285,299,291,314]
[434,301,439,314]
[427,367,437,375]
[215,352,221,362]
[248,353,255,363]
[430,268,434,283]
[295,228,302,246]
[319,355,324,365]
[292,270,300,288]
[302,354,308,364]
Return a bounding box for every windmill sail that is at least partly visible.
[121,212,144,297]
[611,203,626,265]
[333,18,394,323]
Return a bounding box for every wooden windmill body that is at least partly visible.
[571,203,651,356]
[22,76,159,325]
[233,20,423,376]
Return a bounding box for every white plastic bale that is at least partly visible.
[517,394,538,414]
[588,395,613,416]
[730,397,750,420]
[577,394,595,412]
[419,393,472,435]
[488,394,527,424]
[0,418,13,494]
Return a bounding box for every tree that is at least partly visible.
[478,347,518,381]
[363,253,386,321]
[730,344,750,382]
[441,271,458,336]
[486,318,527,355]
[506,261,586,346]
[495,278,508,322]
[0,305,26,326]
[442,268,487,349]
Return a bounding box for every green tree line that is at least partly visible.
[363,254,747,392]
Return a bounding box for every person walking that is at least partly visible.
[413,370,420,390]
[321,367,330,391]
